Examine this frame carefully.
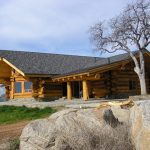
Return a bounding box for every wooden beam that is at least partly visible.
[3,58,25,76]
[52,72,89,81]
[80,75,83,79]
[95,73,101,79]
[73,76,76,79]
[26,74,51,77]
[82,80,89,101]
[53,75,102,82]
[67,81,72,100]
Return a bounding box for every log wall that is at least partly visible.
[145,54,150,93]
[42,81,63,99]
[31,78,63,100]
[90,78,107,98]
[112,63,141,98]
[91,59,150,99]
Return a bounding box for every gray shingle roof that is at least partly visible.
[0,50,104,75]
[54,52,133,77]
[0,50,138,77]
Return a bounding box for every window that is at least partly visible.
[15,82,22,93]
[129,80,136,90]
[24,82,32,92]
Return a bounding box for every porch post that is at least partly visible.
[38,80,44,98]
[67,81,72,100]
[10,70,15,99]
[82,80,89,101]
[10,80,14,99]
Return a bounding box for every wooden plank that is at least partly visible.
[3,58,25,76]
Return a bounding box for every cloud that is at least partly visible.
[0,0,132,56]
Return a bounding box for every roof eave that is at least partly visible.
[52,58,131,80]
[25,73,57,78]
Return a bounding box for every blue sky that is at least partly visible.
[0,0,134,57]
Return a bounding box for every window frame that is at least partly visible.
[14,82,22,93]
[24,81,32,93]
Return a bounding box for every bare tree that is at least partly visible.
[90,0,150,95]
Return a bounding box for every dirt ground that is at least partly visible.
[0,121,30,144]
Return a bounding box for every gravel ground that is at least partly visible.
[0,98,126,109]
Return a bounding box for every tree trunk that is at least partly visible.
[139,51,147,95]
[138,73,147,95]
[132,51,147,95]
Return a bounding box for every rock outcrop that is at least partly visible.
[20,100,150,150]
[111,100,150,150]
[130,101,150,150]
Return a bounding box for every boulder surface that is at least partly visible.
[130,100,150,150]
[20,100,150,150]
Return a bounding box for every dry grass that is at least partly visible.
[53,110,135,150]
[54,125,134,150]
[20,109,135,150]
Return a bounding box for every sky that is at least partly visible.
[0,0,134,57]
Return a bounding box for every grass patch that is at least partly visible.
[0,105,57,124]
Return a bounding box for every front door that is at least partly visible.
[62,83,67,97]
[72,82,82,98]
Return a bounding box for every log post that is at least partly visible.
[31,79,39,98]
[10,79,14,99]
[22,81,25,94]
[38,80,44,98]
[82,80,89,101]
[67,82,72,100]
[10,70,15,99]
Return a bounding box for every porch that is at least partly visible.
[52,57,150,100]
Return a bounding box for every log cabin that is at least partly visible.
[0,50,150,101]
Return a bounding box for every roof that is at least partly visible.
[53,52,133,78]
[0,50,104,76]
[0,50,143,77]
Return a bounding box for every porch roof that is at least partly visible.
[52,52,136,79]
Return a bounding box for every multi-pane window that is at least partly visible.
[15,82,22,93]
[24,82,32,92]
[129,80,136,90]
[14,81,32,93]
